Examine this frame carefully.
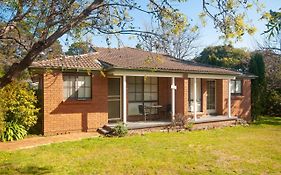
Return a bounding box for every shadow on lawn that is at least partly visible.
[0,163,53,175]
[254,116,281,126]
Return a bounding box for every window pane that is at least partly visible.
[136,93,143,101]
[151,93,158,101]
[144,84,150,92]
[144,77,150,84]
[128,102,142,115]
[231,80,235,93]
[135,77,143,84]
[151,77,157,84]
[128,93,136,101]
[84,76,91,87]
[127,77,135,84]
[85,87,91,98]
[144,92,151,101]
[78,87,85,98]
[128,84,136,93]
[136,84,143,93]
[236,80,242,93]
[151,85,157,92]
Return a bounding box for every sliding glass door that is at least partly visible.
[188,78,202,112]
[127,77,158,116]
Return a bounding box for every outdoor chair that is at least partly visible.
[138,105,150,121]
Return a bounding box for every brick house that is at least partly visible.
[30,47,254,135]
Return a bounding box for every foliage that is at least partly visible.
[262,51,281,90]
[43,41,63,59]
[201,0,261,41]
[0,104,3,133]
[262,9,281,38]
[195,45,250,72]
[184,121,194,131]
[0,121,27,142]
[0,81,39,130]
[112,123,128,137]
[66,41,94,55]
[264,90,281,117]
[248,53,266,120]
[0,0,187,87]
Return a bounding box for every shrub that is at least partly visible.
[265,90,281,116]
[173,113,191,129]
[185,121,194,131]
[0,105,3,133]
[0,81,39,130]
[249,53,266,120]
[112,123,128,137]
[0,122,27,142]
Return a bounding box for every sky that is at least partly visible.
[60,0,281,56]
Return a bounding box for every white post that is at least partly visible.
[228,79,231,118]
[123,75,127,123]
[171,77,176,121]
[193,78,197,121]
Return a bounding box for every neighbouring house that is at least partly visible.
[30,47,254,135]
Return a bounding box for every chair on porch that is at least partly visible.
[159,104,172,119]
[138,105,150,121]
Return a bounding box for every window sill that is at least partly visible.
[231,95,244,100]
[62,99,92,105]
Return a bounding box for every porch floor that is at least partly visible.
[106,116,238,130]
[107,120,172,130]
[193,115,238,124]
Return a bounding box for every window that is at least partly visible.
[127,77,158,115]
[63,75,91,100]
[231,80,242,95]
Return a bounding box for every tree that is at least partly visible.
[43,41,63,59]
[248,53,266,120]
[259,33,281,54]
[66,41,93,55]
[0,0,262,87]
[195,45,250,72]
[262,9,281,38]
[0,0,188,87]
[138,26,200,60]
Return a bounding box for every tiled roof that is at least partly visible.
[31,53,102,70]
[31,47,241,75]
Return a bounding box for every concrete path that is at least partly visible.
[0,132,99,151]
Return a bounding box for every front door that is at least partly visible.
[108,77,121,121]
[206,80,216,114]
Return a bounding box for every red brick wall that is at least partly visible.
[43,71,108,135]
[217,79,252,121]
[231,79,252,121]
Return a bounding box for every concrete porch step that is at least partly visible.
[97,125,112,135]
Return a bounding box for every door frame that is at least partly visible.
[206,79,216,114]
[108,76,122,121]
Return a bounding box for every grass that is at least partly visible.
[0,116,280,175]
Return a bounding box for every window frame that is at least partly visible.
[231,79,243,96]
[63,73,92,100]
[127,77,159,116]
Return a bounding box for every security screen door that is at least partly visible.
[108,78,121,120]
[206,80,216,114]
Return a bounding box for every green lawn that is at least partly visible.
[0,116,280,175]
